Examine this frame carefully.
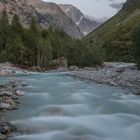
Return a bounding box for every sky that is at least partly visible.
[43,0,127,19]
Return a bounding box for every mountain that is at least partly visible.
[84,0,140,62]
[0,0,83,38]
[59,4,100,36]
[27,0,83,38]
[0,0,36,26]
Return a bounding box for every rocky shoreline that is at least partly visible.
[0,80,27,139]
[69,62,140,95]
[0,62,140,139]
[0,62,30,76]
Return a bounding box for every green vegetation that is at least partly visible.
[133,25,140,67]
[0,11,104,68]
[84,1,140,62]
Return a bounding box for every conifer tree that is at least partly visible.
[133,25,140,67]
[0,10,10,51]
[28,17,41,66]
[11,14,23,36]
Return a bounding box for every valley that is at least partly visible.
[0,0,140,139]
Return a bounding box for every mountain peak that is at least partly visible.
[0,0,83,38]
[59,4,100,36]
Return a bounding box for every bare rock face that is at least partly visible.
[0,0,37,26]
[27,0,83,38]
[0,0,83,38]
[59,4,100,36]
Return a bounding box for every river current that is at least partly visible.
[1,72,140,140]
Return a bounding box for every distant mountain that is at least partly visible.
[59,4,100,36]
[0,0,83,38]
[84,0,140,62]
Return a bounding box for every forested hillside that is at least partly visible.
[0,10,104,68]
[84,0,140,63]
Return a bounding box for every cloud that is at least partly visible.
[43,0,126,19]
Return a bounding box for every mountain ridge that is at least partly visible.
[59,4,100,36]
[0,0,83,38]
[84,0,140,62]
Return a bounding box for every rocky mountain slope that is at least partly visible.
[84,0,140,62]
[59,4,100,36]
[0,0,36,26]
[0,0,82,38]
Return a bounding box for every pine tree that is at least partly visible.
[0,10,10,51]
[133,25,140,67]
[11,14,23,36]
[38,39,52,68]
[27,17,41,66]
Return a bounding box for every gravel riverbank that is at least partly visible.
[69,62,140,95]
[0,62,29,76]
[0,80,27,139]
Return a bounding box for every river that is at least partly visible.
[1,72,140,140]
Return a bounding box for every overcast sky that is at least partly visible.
[43,0,126,19]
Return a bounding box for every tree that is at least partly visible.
[11,14,23,36]
[0,10,10,51]
[38,39,52,68]
[0,13,104,68]
[27,17,41,66]
[133,25,140,67]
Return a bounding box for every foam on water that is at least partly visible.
[3,72,140,140]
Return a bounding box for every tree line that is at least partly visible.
[0,10,105,69]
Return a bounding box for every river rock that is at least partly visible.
[5,98,16,106]
[69,66,79,71]
[21,84,28,87]
[16,90,25,96]
[0,103,11,110]
[0,103,17,110]
[3,126,11,133]
[0,85,5,89]
[0,91,13,97]
[0,133,6,139]
[11,95,19,100]
[52,57,68,69]
[0,121,17,135]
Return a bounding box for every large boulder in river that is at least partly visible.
[52,57,68,70]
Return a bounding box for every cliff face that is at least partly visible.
[0,0,36,26]
[59,4,100,36]
[26,0,83,38]
[0,0,83,38]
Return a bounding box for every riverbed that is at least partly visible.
[2,72,140,140]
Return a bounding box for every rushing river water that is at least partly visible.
[1,73,140,140]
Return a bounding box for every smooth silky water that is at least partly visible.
[1,72,140,140]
